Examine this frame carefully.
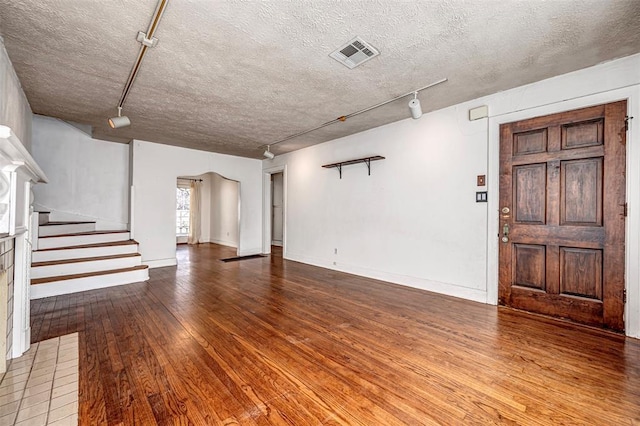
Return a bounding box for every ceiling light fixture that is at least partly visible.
[408,92,422,119]
[263,145,275,159]
[259,77,447,155]
[108,107,131,129]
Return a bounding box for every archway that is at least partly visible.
[175,171,240,256]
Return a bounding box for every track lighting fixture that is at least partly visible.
[108,107,131,129]
[408,92,422,120]
[263,145,275,159]
[109,0,168,131]
[259,78,447,156]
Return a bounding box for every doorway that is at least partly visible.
[176,173,240,254]
[271,172,284,247]
[262,166,286,255]
[498,101,627,331]
[175,178,193,245]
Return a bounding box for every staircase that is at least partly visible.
[30,212,149,299]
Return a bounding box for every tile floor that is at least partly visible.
[0,333,78,425]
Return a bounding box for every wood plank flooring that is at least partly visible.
[30,244,640,425]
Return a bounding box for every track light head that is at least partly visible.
[263,146,275,159]
[408,92,422,120]
[108,106,131,129]
[108,116,131,129]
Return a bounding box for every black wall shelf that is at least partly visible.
[322,155,385,179]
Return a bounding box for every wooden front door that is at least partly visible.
[498,101,627,331]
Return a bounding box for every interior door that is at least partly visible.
[498,101,627,331]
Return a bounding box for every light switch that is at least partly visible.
[476,191,488,202]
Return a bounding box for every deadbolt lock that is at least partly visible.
[501,223,509,243]
[501,207,510,214]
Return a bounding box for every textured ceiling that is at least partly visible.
[1,0,639,158]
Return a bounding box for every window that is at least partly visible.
[176,187,190,235]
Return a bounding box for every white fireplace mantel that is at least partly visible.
[0,124,47,183]
[0,125,47,237]
[0,124,47,366]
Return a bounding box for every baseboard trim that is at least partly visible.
[210,239,238,248]
[285,251,488,304]
[237,247,263,257]
[145,258,178,269]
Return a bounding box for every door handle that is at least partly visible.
[501,223,509,243]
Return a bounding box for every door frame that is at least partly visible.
[487,85,640,337]
[262,165,287,255]
[270,172,284,246]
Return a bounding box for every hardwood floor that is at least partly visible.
[30,244,640,425]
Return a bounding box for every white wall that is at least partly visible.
[131,140,261,268]
[200,175,212,242]
[0,39,31,151]
[267,105,489,301]
[265,53,640,338]
[31,115,130,230]
[209,172,239,248]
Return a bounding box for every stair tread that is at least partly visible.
[39,230,129,239]
[32,252,141,267]
[31,265,149,285]
[40,221,96,226]
[34,239,139,252]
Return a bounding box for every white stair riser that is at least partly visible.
[32,244,138,262]
[38,223,96,237]
[32,256,142,279]
[38,232,130,249]
[31,269,149,299]
[38,213,50,225]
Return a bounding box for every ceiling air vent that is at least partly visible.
[330,37,380,69]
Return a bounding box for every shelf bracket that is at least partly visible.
[337,164,342,179]
[364,158,371,175]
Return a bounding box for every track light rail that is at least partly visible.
[262,78,447,151]
[117,0,169,109]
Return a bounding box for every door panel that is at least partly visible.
[513,244,546,290]
[514,163,547,223]
[499,101,627,331]
[514,129,548,154]
[559,247,602,299]
[561,118,603,149]
[560,158,602,226]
